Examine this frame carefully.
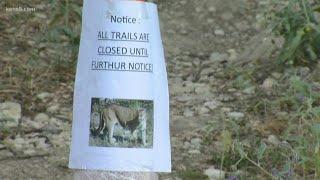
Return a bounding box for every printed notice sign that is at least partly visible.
[69,0,171,172]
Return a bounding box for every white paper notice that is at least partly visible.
[69,0,171,172]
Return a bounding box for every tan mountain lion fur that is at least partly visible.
[92,104,147,145]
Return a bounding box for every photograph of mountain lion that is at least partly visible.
[89,98,154,148]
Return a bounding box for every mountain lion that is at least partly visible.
[91,104,147,146]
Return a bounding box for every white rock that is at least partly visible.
[0,102,21,128]
[190,138,202,149]
[21,117,43,130]
[183,109,194,117]
[200,68,215,76]
[214,29,225,36]
[194,83,211,95]
[23,149,37,156]
[221,107,232,113]
[227,88,237,93]
[261,78,276,91]
[204,101,220,110]
[204,166,225,180]
[218,94,235,102]
[0,144,5,149]
[176,95,194,102]
[267,135,280,146]
[5,135,44,156]
[235,21,250,31]
[170,83,193,95]
[228,112,245,119]
[208,6,216,13]
[271,72,282,79]
[207,18,215,24]
[36,137,50,150]
[0,150,14,159]
[36,92,53,102]
[221,12,234,21]
[198,106,210,115]
[210,52,228,63]
[183,141,191,149]
[243,86,255,94]
[34,113,49,123]
[227,49,238,62]
[188,149,201,154]
[34,113,50,129]
[46,104,60,114]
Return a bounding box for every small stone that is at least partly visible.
[227,88,237,93]
[46,104,60,114]
[200,68,215,76]
[267,135,280,146]
[221,107,232,113]
[21,117,42,130]
[204,166,226,180]
[195,7,202,13]
[261,78,276,91]
[228,49,238,62]
[41,123,61,134]
[0,102,21,128]
[170,83,193,95]
[23,149,37,156]
[221,12,234,21]
[36,92,53,103]
[271,72,282,79]
[207,18,214,24]
[228,112,245,119]
[34,113,50,123]
[190,138,202,149]
[183,109,194,117]
[214,29,225,36]
[243,86,255,94]
[209,52,228,63]
[235,21,250,31]
[208,6,216,13]
[176,95,194,102]
[198,106,210,115]
[204,100,220,110]
[218,94,235,102]
[4,135,49,156]
[0,150,14,159]
[297,67,311,77]
[35,13,47,19]
[194,83,211,95]
[0,144,5,149]
[188,149,201,154]
[183,141,191,149]
[36,137,50,150]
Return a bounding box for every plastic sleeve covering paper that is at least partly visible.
[69,0,171,173]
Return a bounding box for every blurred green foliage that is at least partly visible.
[269,0,320,67]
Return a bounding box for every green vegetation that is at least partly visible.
[179,169,209,180]
[207,0,320,179]
[268,0,320,67]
